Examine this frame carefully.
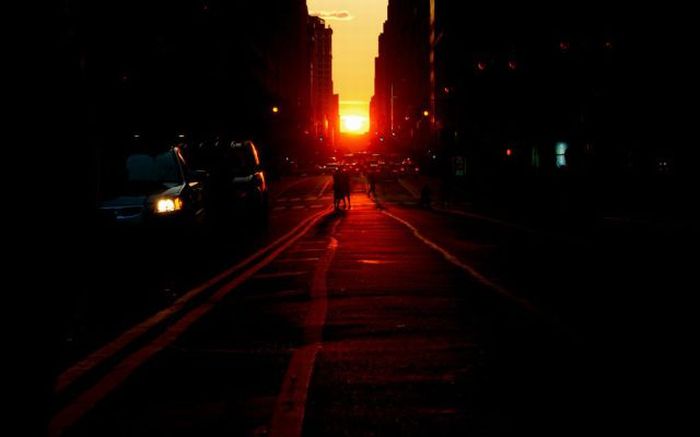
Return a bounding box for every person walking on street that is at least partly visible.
[333,168,343,210]
[367,172,376,199]
[341,169,351,209]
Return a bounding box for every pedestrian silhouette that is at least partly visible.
[333,168,344,210]
[367,172,376,199]
[340,168,351,209]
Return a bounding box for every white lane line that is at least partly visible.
[397,178,420,198]
[277,197,289,202]
[50,207,334,436]
[310,204,324,209]
[269,220,340,437]
[318,178,331,198]
[382,210,536,313]
[290,197,302,201]
[56,207,331,394]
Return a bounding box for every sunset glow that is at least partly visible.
[309,0,387,132]
[341,115,368,133]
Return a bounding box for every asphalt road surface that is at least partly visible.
[51,175,694,436]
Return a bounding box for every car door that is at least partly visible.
[176,149,207,222]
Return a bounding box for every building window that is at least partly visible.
[556,142,568,168]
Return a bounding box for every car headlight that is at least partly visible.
[155,197,183,214]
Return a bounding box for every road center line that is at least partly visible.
[318,177,331,198]
[269,220,339,437]
[382,210,537,313]
[55,208,331,394]
[49,208,333,436]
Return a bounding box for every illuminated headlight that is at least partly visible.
[155,197,183,214]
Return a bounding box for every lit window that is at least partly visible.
[555,142,568,168]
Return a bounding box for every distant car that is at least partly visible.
[322,162,339,175]
[193,139,268,217]
[98,146,208,227]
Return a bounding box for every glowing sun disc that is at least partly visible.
[341,115,366,133]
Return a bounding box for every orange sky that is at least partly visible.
[308,0,387,132]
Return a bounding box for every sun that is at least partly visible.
[341,115,368,133]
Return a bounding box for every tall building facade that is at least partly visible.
[308,16,339,149]
[372,1,671,211]
[371,0,432,153]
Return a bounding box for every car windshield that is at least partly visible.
[100,150,183,197]
[201,145,257,177]
[126,152,182,183]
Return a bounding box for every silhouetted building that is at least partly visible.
[59,0,313,157]
[308,16,339,149]
[431,3,650,204]
[372,0,432,153]
[373,1,678,214]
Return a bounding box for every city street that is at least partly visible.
[50,175,693,436]
[32,3,696,436]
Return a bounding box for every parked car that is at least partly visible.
[192,139,268,218]
[97,146,208,227]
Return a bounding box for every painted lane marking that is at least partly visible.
[318,178,331,198]
[397,178,421,198]
[357,259,397,265]
[269,221,340,437]
[50,207,333,436]
[382,210,536,313]
[56,207,331,394]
